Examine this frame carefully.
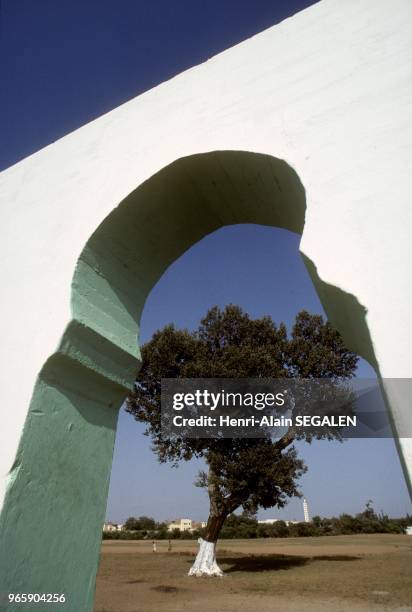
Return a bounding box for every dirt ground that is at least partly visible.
[94,534,412,612]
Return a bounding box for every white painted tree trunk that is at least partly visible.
[188,538,223,577]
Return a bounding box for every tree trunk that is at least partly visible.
[188,514,226,577]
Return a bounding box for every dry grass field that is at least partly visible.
[94,534,412,612]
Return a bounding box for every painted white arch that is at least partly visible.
[0,0,411,608]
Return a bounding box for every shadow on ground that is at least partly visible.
[192,553,362,573]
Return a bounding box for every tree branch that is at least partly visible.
[273,427,296,452]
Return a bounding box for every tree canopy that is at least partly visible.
[126,305,358,553]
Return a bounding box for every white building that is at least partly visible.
[258,518,299,526]
[167,518,193,532]
[102,522,123,533]
[303,499,310,523]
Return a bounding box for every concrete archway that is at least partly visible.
[0,150,389,610]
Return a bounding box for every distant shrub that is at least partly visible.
[103,506,408,540]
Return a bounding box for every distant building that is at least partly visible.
[103,522,123,532]
[167,518,206,532]
[192,521,207,529]
[303,498,310,523]
[167,518,193,532]
[257,518,299,526]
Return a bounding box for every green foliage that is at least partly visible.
[124,515,156,531]
[220,512,259,539]
[301,502,406,537]
[103,505,408,540]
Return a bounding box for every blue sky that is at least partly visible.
[1,1,410,522]
[1,0,317,170]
